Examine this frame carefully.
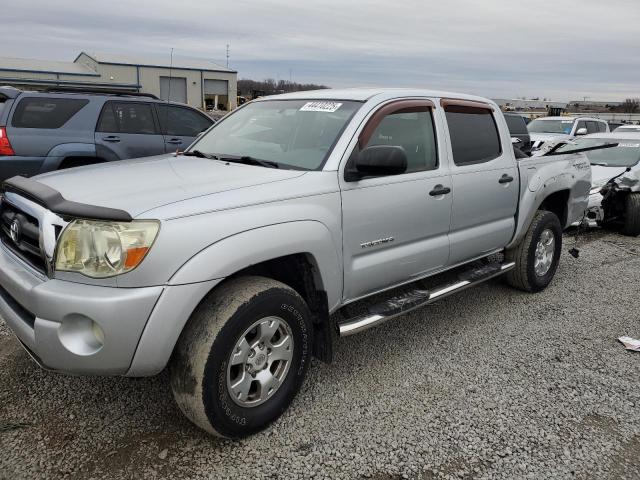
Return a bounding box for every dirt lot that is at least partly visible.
[1,229,639,480]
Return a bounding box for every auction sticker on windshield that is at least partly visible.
[300,101,343,113]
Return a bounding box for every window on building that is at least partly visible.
[156,105,212,136]
[364,108,438,172]
[12,97,89,129]
[445,106,501,165]
[97,102,157,134]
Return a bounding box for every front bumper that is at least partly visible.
[0,243,163,375]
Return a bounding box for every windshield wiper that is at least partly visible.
[215,154,280,169]
[182,150,215,159]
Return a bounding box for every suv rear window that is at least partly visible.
[11,97,89,129]
[504,114,527,134]
[445,106,502,165]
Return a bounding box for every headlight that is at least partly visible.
[55,220,160,278]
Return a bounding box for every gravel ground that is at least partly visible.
[1,229,639,480]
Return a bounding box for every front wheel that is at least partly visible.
[505,210,562,292]
[170,276,313,438]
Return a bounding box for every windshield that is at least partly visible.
[554,137,640,167]
[188,99,362,170]
[528,119,575,134]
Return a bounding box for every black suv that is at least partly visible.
[0,86,214,182]
[503,113,532,154]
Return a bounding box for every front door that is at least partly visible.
[94,101,165,160]
[441,99,518,266]
[340,100,452,301]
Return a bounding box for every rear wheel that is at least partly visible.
[505,210,562,292]
[621,193,640,237]
[170,276,313,438]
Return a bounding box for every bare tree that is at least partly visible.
[238,78,329,97]
[621,98,640,113]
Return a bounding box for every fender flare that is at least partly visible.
[507,184,574,249]
[41,143,97,172]
[168,220,343,310]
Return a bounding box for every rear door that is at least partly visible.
[156,104,213,152]
[340,99,452,301]
[94,101,165,160]
[442,100,518,266]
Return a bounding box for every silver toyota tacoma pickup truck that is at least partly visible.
[0,88,591,438]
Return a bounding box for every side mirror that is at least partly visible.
[575,127,588,136]
[345,145,408,181]
[511,137,522,145]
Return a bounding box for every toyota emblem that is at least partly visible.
[9,219,21,244]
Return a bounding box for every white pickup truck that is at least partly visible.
[0,88,591,438]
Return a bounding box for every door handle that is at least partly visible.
[102,135,120,143]
[166,138,182,145]
[499,174,514,184]
[429,185,451,196]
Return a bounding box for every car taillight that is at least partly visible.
[0,127,15,156]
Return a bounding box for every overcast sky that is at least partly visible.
[3,0,639,101]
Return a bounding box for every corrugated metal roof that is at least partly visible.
[80,51,235,73]
[0,56,99,76]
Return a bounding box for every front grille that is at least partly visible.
[0,199,47,274]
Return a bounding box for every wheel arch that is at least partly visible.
[128,222,342,376]
[508,187,572,249]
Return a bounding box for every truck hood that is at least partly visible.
[530,133,571,143]
[34,154,307,217]
[590,165,630,189]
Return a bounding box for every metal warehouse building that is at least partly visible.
[0,51,237,111]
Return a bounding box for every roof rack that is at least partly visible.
[43,86,159,99]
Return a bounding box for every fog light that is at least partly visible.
[58,315,104,356]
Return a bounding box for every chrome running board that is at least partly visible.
[338,261,515,336]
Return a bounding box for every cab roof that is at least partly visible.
[257,87,494,104]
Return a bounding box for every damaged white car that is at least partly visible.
[554,132,640,236]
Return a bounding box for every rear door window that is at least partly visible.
[156,105,212,136]
[445,105,502,165]
[97,102,157,134]
[586,121,599,134]
[11,97,89,129]
[598,122,607,133]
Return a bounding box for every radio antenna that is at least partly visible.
[167,47,174,103]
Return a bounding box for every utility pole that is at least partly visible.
[226,44,230,69]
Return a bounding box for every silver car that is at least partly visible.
[558,132,640,235]
[528,116,609,151]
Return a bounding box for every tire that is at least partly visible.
[505,210,563,293]
[621,193,640,237]
[170,276,313,438]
